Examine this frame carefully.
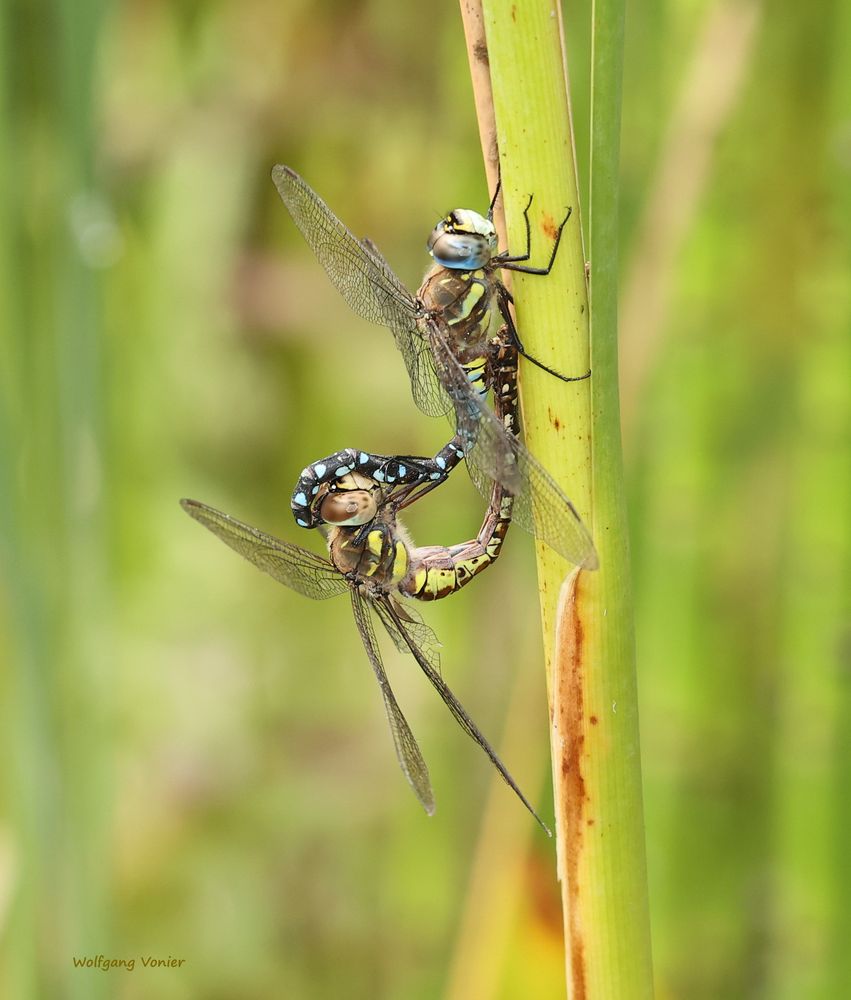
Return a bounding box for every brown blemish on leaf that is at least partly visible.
[473,40,489,67]
[589,715,598,725]
[547,405,562,431]
[511,4,517,22]
[554,570,588,1000]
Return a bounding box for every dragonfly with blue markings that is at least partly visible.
[182,350,548,827]
[181,457,546,828]
[272,166,597,570]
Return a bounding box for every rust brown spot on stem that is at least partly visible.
[554,570,588,1000]
[542,213,559,241]
[589,714,598,725]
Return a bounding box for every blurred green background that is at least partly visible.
[1,1,849,998]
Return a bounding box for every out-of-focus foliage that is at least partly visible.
[0,1,848,998]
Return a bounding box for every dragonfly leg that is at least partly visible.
[486,176,502,222]
[347,439,466,542]
[394,437,467,512]
[498,197,572,276]
[495,285,591,384]
[501,193,535,264]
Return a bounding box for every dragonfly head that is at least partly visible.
[314,471,380,527]
[427,209,497,270]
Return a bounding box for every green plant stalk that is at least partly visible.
[480,1,654,996]
[56,0,113,988]
[0,5,59,997]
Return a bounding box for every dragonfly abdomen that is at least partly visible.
[401,490,514,603]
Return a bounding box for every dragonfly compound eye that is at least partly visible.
[318,489,378,526]
[427,209,497,270]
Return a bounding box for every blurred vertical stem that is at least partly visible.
[55,1,112,996]
[0,2,110,997]
[472,0,654,995]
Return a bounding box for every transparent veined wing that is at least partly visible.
[372,596,442,675]
[272,165,450,419]
[425,330,598,570]
[350,590,435,815]
[379,597,550,833]
[180,499,350,600]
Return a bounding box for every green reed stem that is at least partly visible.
[1,4,112,997]
[476,0,655,995]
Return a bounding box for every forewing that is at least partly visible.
[272,165,448,418]
[351,591,435,815]
[180,499,349,600]
[427,329,598,570]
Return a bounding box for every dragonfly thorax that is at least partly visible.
[427,209,497,270]
[328,519,409,588]
[418,265,499,364]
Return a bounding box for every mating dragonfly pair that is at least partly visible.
[182,166,597,830]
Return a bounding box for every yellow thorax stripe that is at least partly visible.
[446,276,485,324]
[365,530,384,576]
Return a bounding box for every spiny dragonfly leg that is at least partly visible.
[497,195,572,276]
[495,285,591,384]
[394,437,468,512]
